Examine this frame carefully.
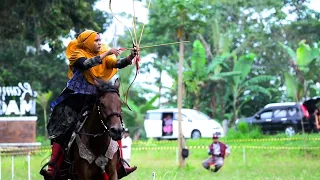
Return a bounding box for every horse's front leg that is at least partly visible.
[106,152,119,180]
[73,157,98,180]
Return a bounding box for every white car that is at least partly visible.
[143,108,224,139]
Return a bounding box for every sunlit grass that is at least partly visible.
[1,133,320,180]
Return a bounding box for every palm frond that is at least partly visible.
[36,91,53,109]
[140,94,160,113]
[243,75,275,86]
[125,99,140,114]
[232,53,255,84]
[245,85,271,97]
[279,42,297,62]
[206,54,231,74]
[209,71,242,81]
[284,72,298,100]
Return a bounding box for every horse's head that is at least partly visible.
[94,78,123,140]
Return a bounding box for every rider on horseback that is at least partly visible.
[40,30,137,179]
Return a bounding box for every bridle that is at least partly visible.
[77,87,123,137]
[96,102,123,132]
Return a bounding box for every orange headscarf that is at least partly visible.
[66,30,118,84]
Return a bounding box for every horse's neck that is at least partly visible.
[82,104,111,155]
[84,104,104,133]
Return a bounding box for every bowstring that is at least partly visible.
[132,0,138,46]
[124,0,141,107]
[109,0,136,47]
[109,0,136,110]
[110,0,189,111]
[138,0,152,46]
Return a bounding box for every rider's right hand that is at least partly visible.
[107,48,120,57]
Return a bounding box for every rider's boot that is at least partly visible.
[117,140,137,179]
[40,142,64,179]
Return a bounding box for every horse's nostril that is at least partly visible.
[110,127,122,135]
[109,127,122,140]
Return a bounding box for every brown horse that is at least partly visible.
[66,78,124,180]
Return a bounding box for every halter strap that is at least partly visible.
[96,105,123,131]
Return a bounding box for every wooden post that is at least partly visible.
[177,36,185,168]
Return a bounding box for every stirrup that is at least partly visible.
[118,158,137,179]
[39,162,58,180]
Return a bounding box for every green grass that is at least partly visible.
[1,134,320,180]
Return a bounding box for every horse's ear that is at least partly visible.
[114,78,120,89]
[94,79,103,92]
[94,79,100,87]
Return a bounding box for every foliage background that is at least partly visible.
[0,0,319,138]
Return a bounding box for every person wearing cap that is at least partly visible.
[202,134,230,172]
[122,128,133,164]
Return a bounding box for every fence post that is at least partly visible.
[222,119,228,136]
[28,153,31,180]
[176,148,178,165]
[11,156,14,180]
[152,172,156,180]
[243,147,246,165]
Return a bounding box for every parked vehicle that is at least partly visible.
[235,97,320,135]
[144,108,224,139]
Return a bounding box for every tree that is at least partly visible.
[184,40,240,110]
[228,53,275,124]
[117,64,158,135]
[36,91,53,138]
[280,40,320,101]
[122,95,159,140]
[0,0,113,135]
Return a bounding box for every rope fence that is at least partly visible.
[1,145,320,156]
[0,137,319,156]
[0,139,319,180]
[132,137,320,145]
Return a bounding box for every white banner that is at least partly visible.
[0,82,37,116]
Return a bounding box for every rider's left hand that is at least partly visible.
[129,47,138,60]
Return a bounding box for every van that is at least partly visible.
[143,108,224,139]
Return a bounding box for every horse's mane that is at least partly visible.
[95,79,119,94]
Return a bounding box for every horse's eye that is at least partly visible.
[100,103,105,108]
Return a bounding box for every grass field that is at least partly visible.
[1,134,320,180]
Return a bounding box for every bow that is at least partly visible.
[109,0,144,110]
[109,0,189,110]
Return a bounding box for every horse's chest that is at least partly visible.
[76,135,118,171]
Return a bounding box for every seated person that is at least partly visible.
[163,115,173,135]
[202,134,230,173]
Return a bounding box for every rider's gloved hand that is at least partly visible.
[128,47,138,60]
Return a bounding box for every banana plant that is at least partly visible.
[183,40,240,109]
[228,53,274,124]
[122,94,159,140]
[280,40,320,101]
[196,17,257,120]
[36,90,52,139]
[118,66,159,139]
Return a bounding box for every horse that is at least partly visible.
[65,78,124,180]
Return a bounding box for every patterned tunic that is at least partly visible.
[47,57,101,140]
